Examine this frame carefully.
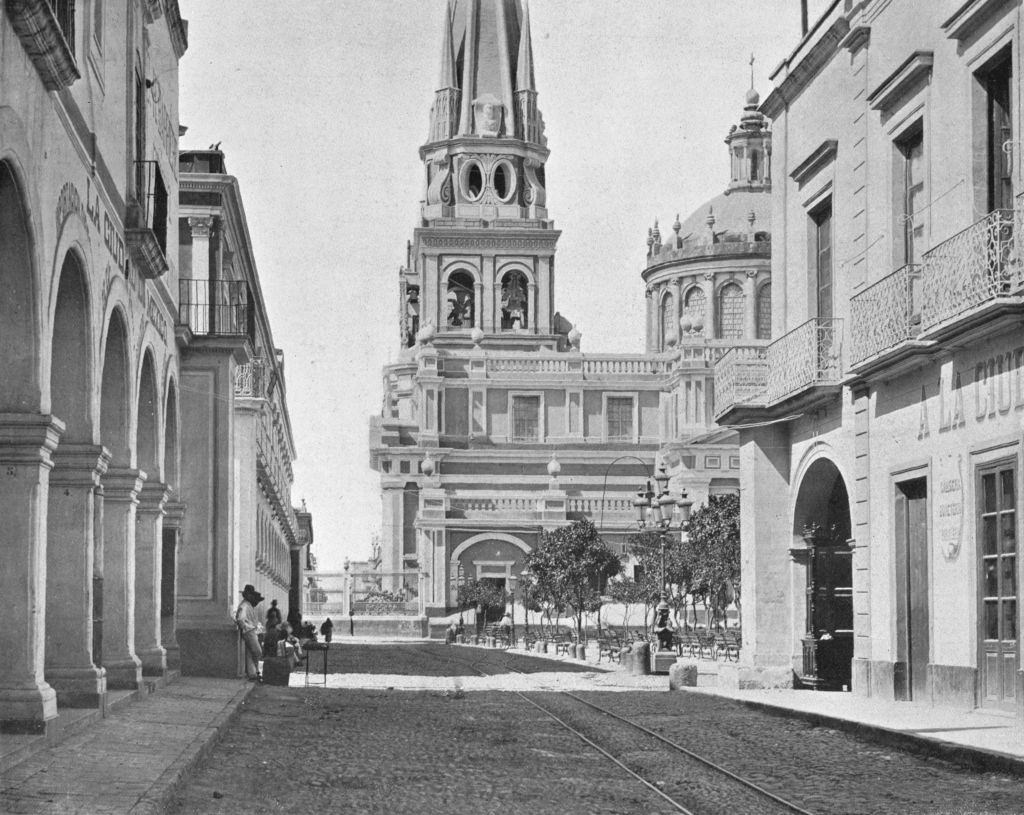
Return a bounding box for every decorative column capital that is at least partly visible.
[102,467,146,503]
[137,481,171,514]
[0,413,65,467]
[50,444,111,488]
[187,216,214,238]
[163,500,187,527]
[745,269,758,279]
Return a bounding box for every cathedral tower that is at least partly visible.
[401,0,563,352]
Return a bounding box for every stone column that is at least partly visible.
[673,277,684,339]
[0,415,63,732]
[135,481,170,676]
[101,467,145,690]
[528,283,538,334]
[702,274,716,338]
[482,257,495,332]
[45,444,110,708]
[473,282,484,330]
[645,289,654,353]
[161,501,185,671]
[188,216,213,278]
[744,271,758,339]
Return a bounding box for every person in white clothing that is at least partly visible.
[235,584,264,681]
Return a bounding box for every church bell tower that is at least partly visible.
[400,0,563,353]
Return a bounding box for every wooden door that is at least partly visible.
[895,478,929,700]
[978,464,1018,709]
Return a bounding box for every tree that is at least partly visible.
[627,529,695,628]
[605,577,648,632]
[456,578,508,629]
[525,519,622,639]
[685,493,741,628]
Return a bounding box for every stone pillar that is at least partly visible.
[702,274,716,338]
[0,415,63,732]
[645,289,655,352]
[673,277,684,338]
[161,501,185,671]
[482,257,495,332]
[188,216,213,278]
[744,271,758,339]
[101,467,145,690]
[473,282,484,330]
[135,482,170,676]
[528,283,537,333]
[45,444,110,708]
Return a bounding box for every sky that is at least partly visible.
[177,0,820,571]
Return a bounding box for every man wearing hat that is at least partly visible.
[235,584,264,681]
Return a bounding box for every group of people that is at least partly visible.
[234,585,336,682]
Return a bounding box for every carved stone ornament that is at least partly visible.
[473,94,504,137]
[426,156,453,206]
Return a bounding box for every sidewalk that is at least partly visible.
[0,677,251,815]
[687,682,1024,776]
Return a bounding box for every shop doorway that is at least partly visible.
[895,477,928,701]
[794,458,853,690]
[978,462,1017,710]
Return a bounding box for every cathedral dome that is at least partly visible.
[676,188,771,245]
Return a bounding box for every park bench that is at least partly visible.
[596,634,622,663]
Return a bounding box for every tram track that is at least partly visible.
[411,643,815,815]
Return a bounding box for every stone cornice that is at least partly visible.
[790,140,838,185]
[942,0,1017,41]
[867,51,933,111]
[642,241,771,278]
[417,232,560,251]
[762,17,850,119]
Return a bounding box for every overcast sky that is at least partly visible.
[177,0,815,571]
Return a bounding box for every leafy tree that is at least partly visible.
[456,578,508,629]
[685,493,740,628]
[525,519,622,639]
[605,577,648,633]
[627,529,695,628]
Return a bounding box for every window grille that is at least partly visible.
[511,396,540,442]
[717,283,745,339]
[757,283,772,339]
[606,397,633,441]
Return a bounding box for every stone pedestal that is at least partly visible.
[135,482,169,676]
[669,662,698,689]
[101,468,145,690]
[45,444,110,708]
[0,414,63,732]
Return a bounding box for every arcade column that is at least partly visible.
[101,467,145,690]
[135,481,170,676]
[45,444,110,708]
[0,415,63,732]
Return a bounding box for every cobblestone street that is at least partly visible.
[164,644,1024,815]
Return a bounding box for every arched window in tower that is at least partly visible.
[682,286,706,338]
[750,149,760,182]
[757,282,772,340]
[446,271,475,328]
[659,291,675,350]
[717,282,745,339]
[500,271,529,329]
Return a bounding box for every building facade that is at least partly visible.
[369,0,768,625]
[716,0,1024,718]
[0,1,187,732]
[176,148,306,678]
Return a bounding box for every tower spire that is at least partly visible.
[517,0,536,92]
[428,0,461,142]
[438,0,458,90]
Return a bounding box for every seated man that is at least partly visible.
[654,598,675,652]
[263,621,284,658]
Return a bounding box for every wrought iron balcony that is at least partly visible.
[5,0,80,90]
[179,278,254,341]
[920,209,1024,332]
[713,346,768,414]
[234,359,269,399]
[849,264,922,367]
[126,161,169,279]
[714,318,843,420]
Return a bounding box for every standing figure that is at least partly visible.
[235,584,265,681]
[320,617,334,643]
[265,598,282,630]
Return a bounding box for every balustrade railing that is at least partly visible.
[179,278,254,339]
[566,497,635,514]
[450,496,538,514]
[582,356,666,375]
[487,357,571,374]
[483,354,669,377]
[850,264,921,365]
[766,318,843,403]
[714,346,768,413]
[920,209,1023,330]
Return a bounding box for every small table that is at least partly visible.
[304,642,329,686]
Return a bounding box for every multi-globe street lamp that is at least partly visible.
[632,464,693,598]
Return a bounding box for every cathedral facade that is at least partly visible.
[369,0,771,624]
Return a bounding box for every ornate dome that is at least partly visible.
[676,189,770,245]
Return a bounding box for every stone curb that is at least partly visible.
[127,682,255,814]
[718,694,1024,779]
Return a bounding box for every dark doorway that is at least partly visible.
[895,477,929,700]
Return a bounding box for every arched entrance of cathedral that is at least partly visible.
[792,458,853,690]
[451,534,530,624]
[45,250,107,708]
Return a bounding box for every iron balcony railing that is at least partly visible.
[49,0,75,48]
[714,318,843,417]
[849,264,922,366]
[766,318,843,403]
[234,358,270,399]
[131,159,168,255]
[920,209,1024,330]
[713,345,768,413]
[179,278,254,339]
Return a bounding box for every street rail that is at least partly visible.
[412,644,816,815]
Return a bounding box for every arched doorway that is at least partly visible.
[792,458,853,690]
[451,534,530,627]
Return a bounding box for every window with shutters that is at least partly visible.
[510,394,541,443]
[605,395,635,442]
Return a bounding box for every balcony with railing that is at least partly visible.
[179,279,254,343]
[919,208,1024,339]
[5,0,80,90]
[126,161,170,279]
[714,318,843,423]
[849,264,925,373]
